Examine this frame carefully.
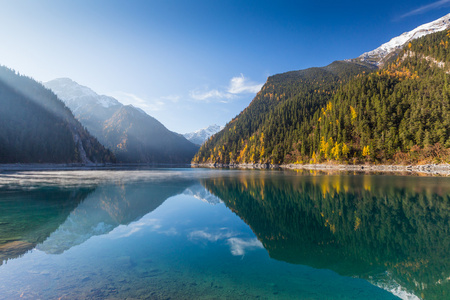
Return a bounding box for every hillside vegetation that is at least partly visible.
[0,66,114,164]
[193,30,450,165]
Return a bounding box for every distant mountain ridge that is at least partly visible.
[44,79,199,163]
[184,124,224,145]
[0,67,114,164]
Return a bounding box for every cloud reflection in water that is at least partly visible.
[188,228,263,256]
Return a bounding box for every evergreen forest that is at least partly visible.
[193,30,450,165]
[0,66,114,164]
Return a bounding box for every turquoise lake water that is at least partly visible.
[0,168,448,299]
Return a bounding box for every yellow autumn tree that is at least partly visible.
[311,151,317,164]
[250,145,256,162]
[259,132,265,159]
[362,145,371,157]
[238,144,248,162]
[331,142,341,160]
[341,143,350,158]
[319,137,328,158]
[327,137,334,158]
[350,106,357,125]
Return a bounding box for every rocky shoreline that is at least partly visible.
[191,162,450,176]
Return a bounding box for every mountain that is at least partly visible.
[42,78,121,140]
[44,78,199,164]
[193,60,376,164]
[0,66,114,164]
[355,13,450,66]
[193,14,450,165]
[183,124,224,145]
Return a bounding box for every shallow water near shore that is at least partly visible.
[0,168,448,299]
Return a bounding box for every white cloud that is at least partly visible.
[189,89,235,102]
[228,74,264,94]
[111,218,161,239]
[188,228,264,256]
[400,0,450,18]
[188,229,234,242]
[110,91,183,113]
[110,91,165,112]
[110,74,264,107]
[161,227,179,236]
[227,237,264,256]
[161,95,181,103]
[189,74,264,102]
[110,218,178,239]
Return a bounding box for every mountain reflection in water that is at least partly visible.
[0,169,448,299]
[201,172,450,300]
[0,170,197,260]
[38,181,193,254]
[0,187,93,264]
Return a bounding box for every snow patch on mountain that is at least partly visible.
[358,13,450,66]
[44,78,121,109]
[183,184,223,205]
[184,124,224,145]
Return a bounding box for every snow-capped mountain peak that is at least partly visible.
[183,124,224,145]
[357,13,450,66]
[44,78,121,109]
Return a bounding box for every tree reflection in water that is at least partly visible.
[202,171,450,299]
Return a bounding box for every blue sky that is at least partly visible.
[1,0,450,133]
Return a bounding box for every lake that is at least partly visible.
[0,168,448,299]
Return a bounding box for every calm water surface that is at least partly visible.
[0,168,448,299]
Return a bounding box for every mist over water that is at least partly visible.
[0,168,448,299]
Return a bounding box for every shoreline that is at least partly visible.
[0,163,115,172]
[0,163,192,172]
[1,162,450,176]
[191,162,450,176]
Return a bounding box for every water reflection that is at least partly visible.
[0,187,93,264]
[0,170,197,259]
[0,169,448,299]
[38,181,192,254]
[201,172,450,299]
[183,183,223,205]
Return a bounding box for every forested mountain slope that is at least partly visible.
[193,61,375,164]
[0,66,114,164]
[194,30,450,165]
[305,30,450,164]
